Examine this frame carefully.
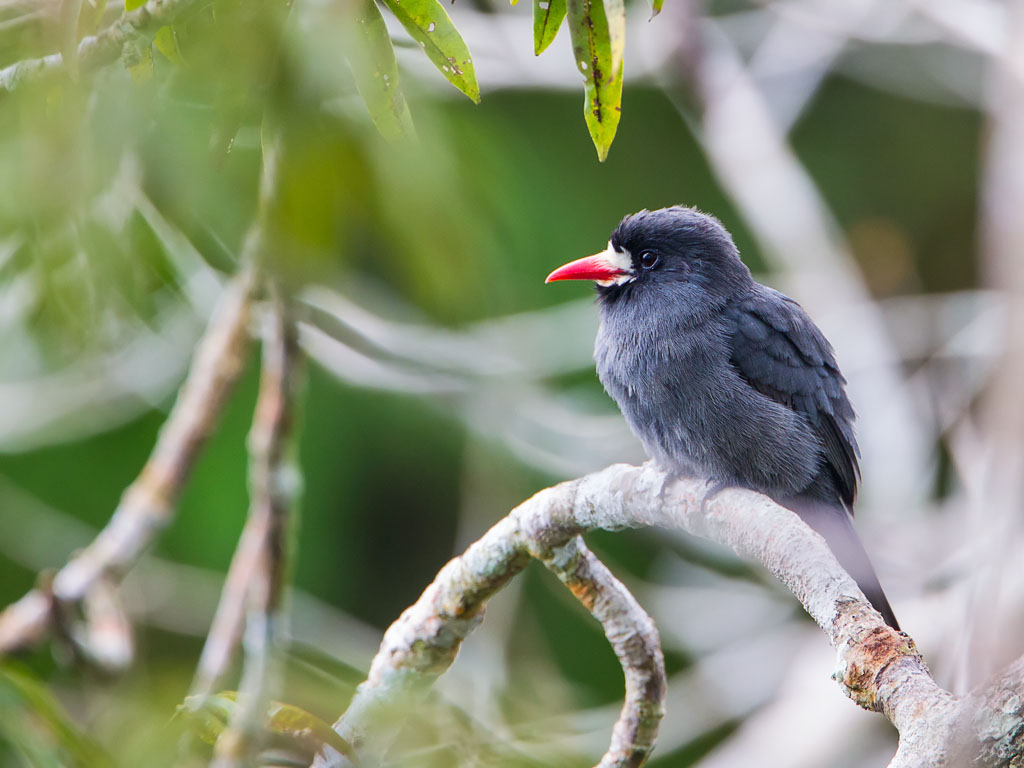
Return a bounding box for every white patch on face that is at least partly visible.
[594,243,635,287]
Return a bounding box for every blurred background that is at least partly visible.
[0,0,1021,765]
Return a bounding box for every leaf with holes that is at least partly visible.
[350,0,416,142]
[380,0,480,104]
[533,0,566,55]
[565,0,624,161]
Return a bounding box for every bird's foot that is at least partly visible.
[699,479,731,515]
[655,466,694,502]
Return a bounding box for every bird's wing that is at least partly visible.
[725,288,860,508]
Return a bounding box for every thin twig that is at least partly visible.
[0,267,256,655]
[0,476,381,663]
[312,463,960,768]
[189,462,273,699]
[75,575,134,672]
[209,288,300,767]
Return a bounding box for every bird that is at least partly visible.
[545,205,899,630]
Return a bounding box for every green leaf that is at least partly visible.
[176,692,357,760]
[124,0,145,10]
[649,0,663,17]
[565,0,624,161]
[350,0,417,142]
[380,0,480,104]
[153,26,184,65]
[533,0,566,55]
[266,701,355,757]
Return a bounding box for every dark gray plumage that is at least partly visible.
[549,205,898,629]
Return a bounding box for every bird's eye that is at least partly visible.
[639,251,660,270]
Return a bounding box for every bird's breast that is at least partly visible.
[594,315,820,495]
[595,319,727,462]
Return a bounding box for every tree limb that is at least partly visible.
[952,656,1024,768]
[312,462,963,768]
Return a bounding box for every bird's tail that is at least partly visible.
[781,497,900,631]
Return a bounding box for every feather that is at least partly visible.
[725,286,860,510]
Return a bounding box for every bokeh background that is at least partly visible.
[1,0,1021,765]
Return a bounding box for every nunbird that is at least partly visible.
[546,205,899,630]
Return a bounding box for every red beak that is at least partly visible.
[545,252,630,284]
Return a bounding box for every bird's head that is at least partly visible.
[546,206,753,316]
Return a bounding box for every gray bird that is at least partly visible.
[546,205,899,630]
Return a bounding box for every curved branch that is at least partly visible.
[313,463,956,768]
[535,536,666,768]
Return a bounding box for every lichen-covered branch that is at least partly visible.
[952,656,1024,768]
[312,463,997,768]
[0,268,256,655]
[0,0,210,94]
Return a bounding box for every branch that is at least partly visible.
[0,267,256,655]
[0,0,208,94]
[952,656,1024,767]
[537,537,666,768]
[191,130,285,700]
[314,463,955,768]
[209,289,301,767]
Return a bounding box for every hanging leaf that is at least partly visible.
[649,0,663,16]
[533,0,566,55]
[565,0,624,161]
[350,0,416,142]
[380,0,480,104]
